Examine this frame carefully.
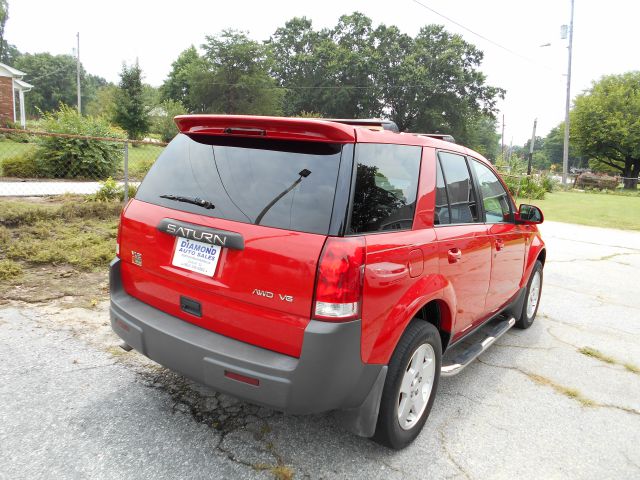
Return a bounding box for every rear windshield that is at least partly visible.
[135,134,344,235]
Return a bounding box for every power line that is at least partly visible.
[27,63,76,83]
[409,0,554,71]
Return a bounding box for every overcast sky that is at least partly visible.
[7,0,639,144]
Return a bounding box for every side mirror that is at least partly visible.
[516,204,544,225]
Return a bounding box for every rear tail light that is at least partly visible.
[313,237,366,321]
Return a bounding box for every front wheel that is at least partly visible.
[515,260,543,329]
[373,321,441,449]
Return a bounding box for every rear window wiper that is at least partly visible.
[159,194,215,210]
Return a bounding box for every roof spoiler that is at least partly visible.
[174,115,356,143]
[414,133,456,143]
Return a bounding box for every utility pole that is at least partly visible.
[76,32,81,114]
[501,114,505,160]
[527,118,537,175]
[562,0,575,184]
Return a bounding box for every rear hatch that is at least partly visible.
[118,116,356,357]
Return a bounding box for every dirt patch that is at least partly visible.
[0,196,118,304]
[0,266,108,305]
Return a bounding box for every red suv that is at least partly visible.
[110,115,545,449]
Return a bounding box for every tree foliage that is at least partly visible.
[161,12,503,141]
[152,99,187,142]
[465,114,500,161]
[113,62,149,140]
[0,0,8,61]
[162,33,283,115]
[571,72,640,189]
[160,46,205,111]
[14,53,107,115]
[268,14,503,140]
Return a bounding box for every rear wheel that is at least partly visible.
[373,321,441,449]
[515,260,543,329]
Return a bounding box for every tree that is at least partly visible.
[0,0,8,61]
[397,25,504,137]
[571,72,640,189]
[86,84,117,119]
[152,99,187,142]
[543,123,584,170]
[113,62,149,140]
[190,30,283,115]
[14,53,107,115]
[464,114,500,161]
[268,17,324,116]
[268,14,503,135]
[161,46,206,112]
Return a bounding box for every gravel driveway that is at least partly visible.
[1,221,639,479]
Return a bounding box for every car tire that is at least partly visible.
[373,320,441,449]
[515,260,543,329]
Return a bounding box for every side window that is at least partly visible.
[434,161,450,225]
[349,143,422,234]
[438,152,480,224]
[471,160,513,223]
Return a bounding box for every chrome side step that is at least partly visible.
[441,316,516,377]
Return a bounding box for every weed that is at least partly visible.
[0,259,23,280]
[526,373,597,407]
[624,363,640,375]
[0,198,121,228]
[579,346,640,376]
[271,465,294,480]
[578,346,616,364]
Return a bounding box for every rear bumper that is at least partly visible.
[109,258,383,415]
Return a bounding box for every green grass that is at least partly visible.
[0,139,36,164]
[519,191,640,230]
[125,143,164,180]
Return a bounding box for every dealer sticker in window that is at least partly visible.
[172,237,222,277]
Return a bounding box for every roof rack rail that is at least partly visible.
[414,133,456,143]
[322,118,400,133]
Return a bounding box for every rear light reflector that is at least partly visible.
[313,237,366,321]
[224,370,260,386]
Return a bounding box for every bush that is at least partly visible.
[37,105,125,179]
[541,173,558,193]
[91,177,137,202]
[151,100,186,143]
[2,151,41,177]
[500,173,547,200]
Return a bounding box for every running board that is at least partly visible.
[441,316,516,377]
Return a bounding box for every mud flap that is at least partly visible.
[335,366,388,438]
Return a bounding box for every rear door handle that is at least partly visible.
[495,238,505,251]
[447,248,462,264]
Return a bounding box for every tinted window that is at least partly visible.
[135,134,343,235]
[438,152,479,224]
[434,161,450,225]
[471,160,513,223]
[349,143,421,234]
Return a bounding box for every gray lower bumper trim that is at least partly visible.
[109,258,383,416]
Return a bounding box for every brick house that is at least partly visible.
[0,62,33,128]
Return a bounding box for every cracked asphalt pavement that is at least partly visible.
[1,221,639,479]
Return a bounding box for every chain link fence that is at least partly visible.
[0,128,166,199]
